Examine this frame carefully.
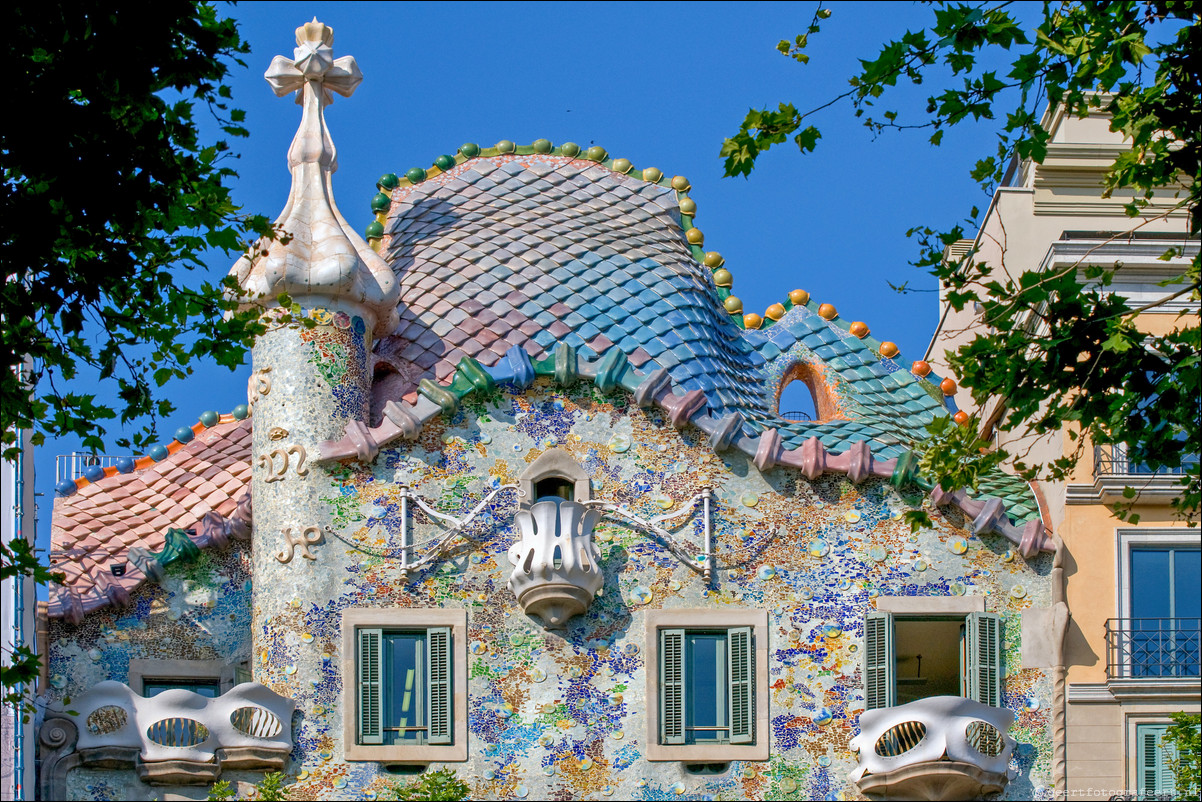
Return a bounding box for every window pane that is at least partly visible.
[892,619,962,704]
[534,477,574,502]
[1130,550,1173,677]
[1131,550,1172,619]
[686,633,725,742]
[1173,550,1201,677]
[384,632,424,744]
[144,680,221,698]
[1173,550,1201,619]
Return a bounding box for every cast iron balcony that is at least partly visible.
[1106,618,1201,680]
[850,696,1016,801]
[1068,446,1195,504]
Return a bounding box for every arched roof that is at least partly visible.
[367,142,958,458]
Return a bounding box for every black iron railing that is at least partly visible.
[780,410,812,421]
[1106,618,1201,679]
[1094,445,1196,478]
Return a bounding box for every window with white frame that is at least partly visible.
[342,608,467,762]
[660,627,754,745]
[357,627,451,746]
[1128,547,1201,677]
[865,609,1002,709]
[1117,530,1201,680]
[128,658,235,697]
[645,609,768,762]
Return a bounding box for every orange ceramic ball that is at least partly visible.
[849,321,870,338]
[789,289,810,306]
[912,360,931,376]
[817,303,837,320]
[953,411,970,426]
[765,303,786,321]
[879,341,900,358]
[940,378,958,396]
[743,313,763,329]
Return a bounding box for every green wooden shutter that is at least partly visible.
[1137,724,1177,797]
[426,626,452,745]
[660,628,686,745]
[357,628,384,744]
[967,612,1003,707]
[727,626,754,744]
[864,612,895,710]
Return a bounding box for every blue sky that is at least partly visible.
[34,1,1030,549]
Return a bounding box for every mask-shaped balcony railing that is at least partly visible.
[508,499,604,627]
[850,696,1016,801]
[41,680,295,786]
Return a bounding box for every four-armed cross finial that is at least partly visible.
[264,19,363,170]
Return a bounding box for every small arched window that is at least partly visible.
[534,476,575,503]
[775,361,843,422]
[519,448,590,508]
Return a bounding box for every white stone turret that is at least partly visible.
[231,21,394,700]
[228,19,399,337]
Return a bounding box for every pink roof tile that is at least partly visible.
[49,416,253,622]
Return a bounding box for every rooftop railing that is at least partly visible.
[1094,445,1196,479]
[1106,618,1201,679]
[55,453,130,485]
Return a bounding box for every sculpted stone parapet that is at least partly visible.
[42,680,295,787]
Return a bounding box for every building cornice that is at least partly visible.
[1066,473,1188,506]
[1069,678,1202,703]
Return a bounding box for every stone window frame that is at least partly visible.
[1124,710,1199,796]
[644,608,769,762]
[1115,528,1199,619]
[518,448,591,508]
[341,607,468,763]
[870,596,995,708]
[128,658,237,696]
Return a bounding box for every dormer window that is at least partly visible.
[510,448,600,628]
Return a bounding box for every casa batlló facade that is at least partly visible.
[40,21,1063,801]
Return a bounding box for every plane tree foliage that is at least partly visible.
[723,1,1200,526]
[1,3,271,462]
[1,2,271,708]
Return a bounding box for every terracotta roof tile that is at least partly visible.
[50,417,252,621]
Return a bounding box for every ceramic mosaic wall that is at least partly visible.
[244,380,1054,801]
[47,545,257,801]
[45,545,253,703]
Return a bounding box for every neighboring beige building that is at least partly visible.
[927,103,1200,799]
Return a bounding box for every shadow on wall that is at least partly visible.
[1059,546,1101,670]
[369,196,463,419]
